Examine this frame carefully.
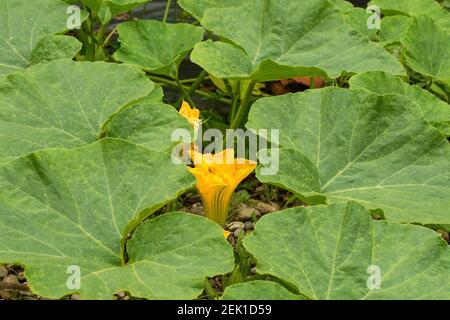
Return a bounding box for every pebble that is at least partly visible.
[3,274,18,285]
[233,203,261,221]
[227,221,244,231]
[186,193,202,204]
[190,202,205,216]
[71,294,81,300]
[255,201,280,214]
[19,289,33,297]
[244,221,254,230]
[254,186,266,194]
[437,229,450,243]
[250,267,257,275]
[0,265,8,279]
[233,228,244,238]
[18,272,26,282]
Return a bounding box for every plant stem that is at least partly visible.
[224,79,234,122]
[426,78,433,91]
[224,79,240,123]
[180,77,207,84]
[96,24,106,50]
[434,81,450,102]
[230,81,256,129]
[230,82,241,121]
[223,79,232,93]
[176,70,208,105]
[203,279,218,299]
[176,78,196,107]
[147,74,232,104]
[87,16,99,44]
[103,26,118,47]
[163,0,172,23]
[186,70,208,96]
[174,0,179,22]
[141,1,149,18]
[75,28,88,46]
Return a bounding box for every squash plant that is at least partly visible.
[1,0,450,300]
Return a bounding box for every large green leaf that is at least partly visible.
[221,281,303,300]
[401,15,450,81]
[178,0,243,21]
[246,88,450,226]
[79,0,148,16]
[29,35,82,65]
[0,138,234,299]
[114,20,204,77]
[135,83,164,103]
[343,7,378,39]
[0,0,87,78]
[190,0,404,81]
[0,59,153,163]
[377,15,412,45]
[244,202,450,299]
[342,8,412,45]
[370,0,450,32]
[350,71,450,136]
[106,102,193,153]
[104,0,148,15]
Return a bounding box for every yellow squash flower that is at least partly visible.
[179,101,200,129]
[188,149,256,226]
[177,100,201,160]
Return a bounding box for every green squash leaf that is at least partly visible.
[401,15,450,81]
[244,202,450,299]
[114,20,204,77]
[378,15,412,45]
[350,71,450,136]
[191,41,253,80]
[178,0,243,21]
[221,281,303,300]
[0,0,87,78]
[136,84,164,103]
[30,35,82,65]
[80,0,148,16]
[190,0,405,81]
[370,0,450,32]
[0,59,153,163]
[327,0,353,12]
[0,139,234,299]
[107,102,193,153]
[343,7,379,39]
[97,3,113,25]
[246,88,450,226]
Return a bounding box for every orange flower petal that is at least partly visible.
[187,150,256,225]
[179,101,200,127]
